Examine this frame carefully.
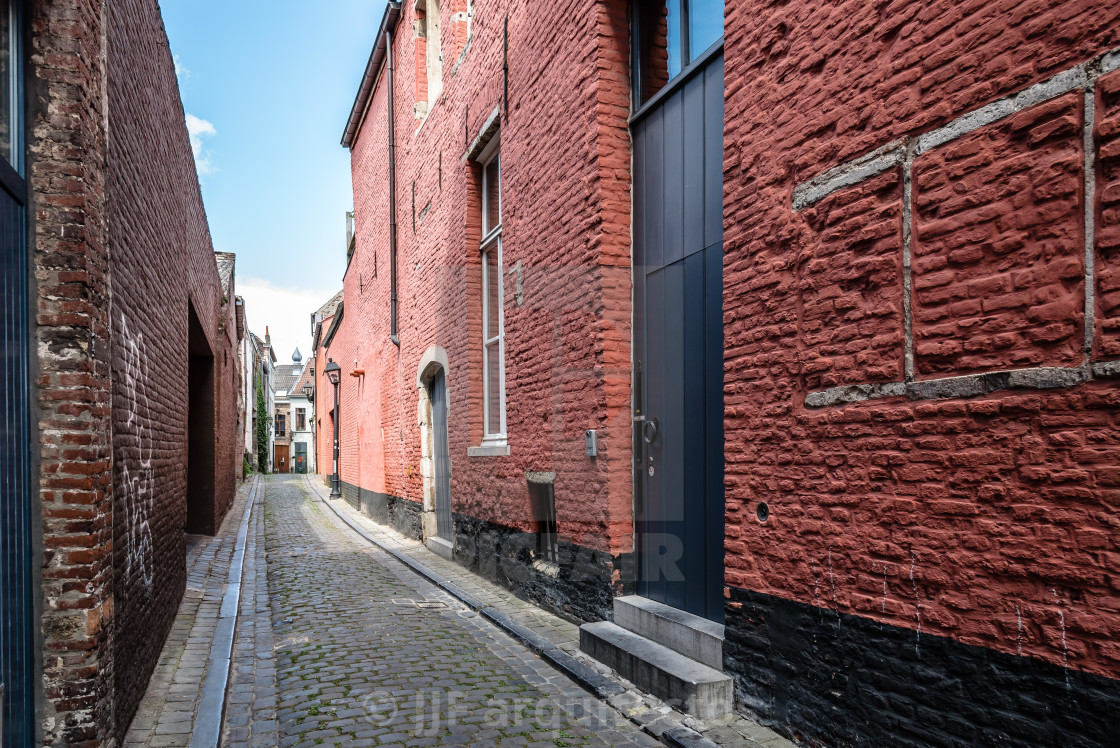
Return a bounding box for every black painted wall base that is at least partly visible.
[452,513,624,624]
[340,481,422,541]
[724,586,1120,748]
[338,481,623,624]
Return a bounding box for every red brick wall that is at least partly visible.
[337,0,632,556]
[723,0,1120,686]
[1099,68,1120,357]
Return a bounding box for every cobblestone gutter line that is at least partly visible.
[123,478,258,748]
[190,479,258,748]
[303,475,792,748]
[220,487,279,748]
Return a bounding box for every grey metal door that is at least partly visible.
[633,52,725,622]
[432,371,453,540]
[1,0,33,736]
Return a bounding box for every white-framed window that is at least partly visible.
[480,137,505,445]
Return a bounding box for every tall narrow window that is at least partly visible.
[634,0,724,106]
[276,414,286,437]
[480,140,505,444]
[296,408,306,431]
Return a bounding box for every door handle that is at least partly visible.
[642,417,659,444]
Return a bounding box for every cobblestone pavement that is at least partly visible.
[127,474,781,747]
[254,475,657,748]
[305,475,792,748]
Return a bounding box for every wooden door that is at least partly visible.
[275,444,290,474]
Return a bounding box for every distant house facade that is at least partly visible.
[310,291,343,478]
[289,358,317,473]
[249,329,277,473]
[272,349,305,474]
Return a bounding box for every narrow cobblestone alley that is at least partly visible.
[128,475,661,748]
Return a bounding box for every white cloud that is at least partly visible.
[173,54,190,82]
[185,113,217,176]
[237,277,339,366]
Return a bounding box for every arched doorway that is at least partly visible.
[416,346,453,557]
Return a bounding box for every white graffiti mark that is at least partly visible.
[810,560,825,625]
[910,551,922,656]
[117,314,154,589]
[881,565,888,628]
[827,548,841,633]
[1016,603,1024,656]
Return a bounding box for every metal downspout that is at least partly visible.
[387,23,400,347]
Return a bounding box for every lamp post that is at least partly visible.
[324,358,342,498]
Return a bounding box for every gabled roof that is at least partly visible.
[291,359,314,397]
[323,301,344,348]
[312,290,344,350]
[315,290,344,318]
[273,364,302,395]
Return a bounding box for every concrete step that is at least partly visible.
[613,596,725,671]
[579,621,732,719]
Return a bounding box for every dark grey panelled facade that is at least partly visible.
[632,50,725,622]
[0,0,34,742]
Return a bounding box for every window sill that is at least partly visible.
[467,444,510,457]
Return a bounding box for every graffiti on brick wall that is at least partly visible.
[117,313,154,589]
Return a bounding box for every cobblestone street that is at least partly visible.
[129,475,663,748]
[260,475,656,747]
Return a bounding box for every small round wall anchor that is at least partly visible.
[756,502,770,523]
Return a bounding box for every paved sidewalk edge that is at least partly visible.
[190,476,259,748]
[302,475,726,748]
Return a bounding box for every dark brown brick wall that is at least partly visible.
[105,0,238,737]
[29,0,115,742]
[28,0,239,742]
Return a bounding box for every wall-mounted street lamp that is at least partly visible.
[324,358,342,498]
[303,382,313,402]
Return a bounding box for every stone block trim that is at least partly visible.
[793,45,1120,407]
[723,0,1120,717]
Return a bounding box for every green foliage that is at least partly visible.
[256,370,268,472]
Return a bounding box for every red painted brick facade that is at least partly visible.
[335,0,1120,739]
[722,0,1120,687]
[334,0,633,578]
[28,0,239,742]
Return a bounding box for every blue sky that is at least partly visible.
[163,0,387,360]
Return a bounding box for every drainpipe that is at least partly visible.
[387,23,400,347]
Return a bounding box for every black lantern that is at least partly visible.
[324,358,342,497]
[303,382,313,402]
